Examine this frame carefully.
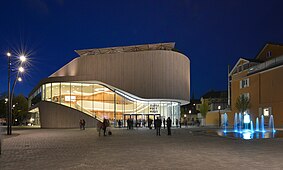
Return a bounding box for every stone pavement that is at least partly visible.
[0,127,283,170]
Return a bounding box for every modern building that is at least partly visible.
[28,43,190,128]
[229,43,283,127]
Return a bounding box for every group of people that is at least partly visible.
[126,118,134,129]
[79,119,86,130]
[155,117,172,136]
[97,118,111,136]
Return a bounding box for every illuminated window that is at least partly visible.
[51,83,60,103]
[263,108,270,116]
[45,83,52,101]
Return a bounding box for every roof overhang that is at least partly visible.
[74,42,175,56]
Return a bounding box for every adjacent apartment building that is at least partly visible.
[229,43,283,127]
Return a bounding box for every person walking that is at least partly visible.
[163,118,166,129]
[82,119,86,130]
[102,118,107,136]
[166,117,172,135]
[127,118,130,129]
[176,119,179,128]
[118,119,121,128]
[156,117,162,136]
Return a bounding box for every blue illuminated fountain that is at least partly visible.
[269,115,276,132]
[234,113,238,132]
[218,112,277,140]
[238,113,242,133]
[255,117,259,131]
[261,114,265,132]
[223,113,228,133]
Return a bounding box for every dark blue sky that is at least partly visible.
[1,0,283,99]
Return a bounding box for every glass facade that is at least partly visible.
[29,82,181,127]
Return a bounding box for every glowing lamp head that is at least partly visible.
[18,77,22,82]
[19,55,27,62]
[218,106,221,110]
[19,67,24,72]
[7,52,11,57]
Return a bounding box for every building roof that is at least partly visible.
[254,43,283,60]
[202,90,227,99]
[190,99,201,104]
[75,42,175,56]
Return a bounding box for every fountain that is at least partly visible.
[261,114,265,132]
[255,117,259,131]
[250,120,254,132]
[217,112,278,140]
[223,113,228,133]
[269,115,276,132]
[238,113,242,133]
[234,113,238,132]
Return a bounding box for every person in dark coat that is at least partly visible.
[154,118,157,129]
[163,118,166,129]
[156,117,162,136]
[82,119,86,130]
[176,119,179,128]
[102,118,107,136]
[148,119,153,129]
[118,120,122,128]
[166,117,172,135]
[127,118,130,129]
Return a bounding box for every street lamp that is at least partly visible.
[6,51,26,135]
[218,105,221,127]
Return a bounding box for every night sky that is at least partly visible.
[1,0,283,99]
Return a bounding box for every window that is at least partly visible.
[266,51,272,58]
[237,66,243,73]
[263,108,269,116]
[240,78,249,88]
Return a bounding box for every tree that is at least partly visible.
[12,94,29,125]
[235,95,250,113]
[0,98,8,118]
[199,101,209,126]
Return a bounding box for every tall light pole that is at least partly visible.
[7,52,11,135]
[218,105,221,127]
[6,52,26,135]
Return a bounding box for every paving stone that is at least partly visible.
[0,127,283,170]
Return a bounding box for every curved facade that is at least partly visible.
[29,43,190,128]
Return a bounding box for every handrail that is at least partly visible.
[73,102,103,122]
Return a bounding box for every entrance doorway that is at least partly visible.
[123,114,160,128]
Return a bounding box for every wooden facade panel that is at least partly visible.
[34,50,190,103]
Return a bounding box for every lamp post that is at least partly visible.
[218,105,221,127]
[6,52,26,135]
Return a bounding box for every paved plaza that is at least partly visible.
[1,127,283,170]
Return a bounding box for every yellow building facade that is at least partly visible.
[229,44,283,127]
